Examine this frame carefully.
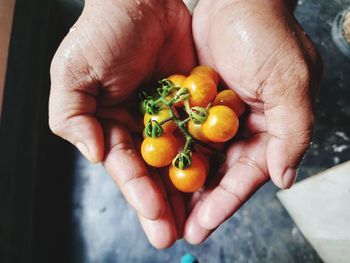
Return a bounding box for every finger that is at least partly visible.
[49,49,104,163]
[102,120,166,220]
[137,171,178,249]
[183,197,212,245]
[137,205,177,249]
[239,111,267,138]
[160,168,186,239]
[264,85,314,188]
[197,134,270,230]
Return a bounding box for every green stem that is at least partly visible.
[165,101,193,153]
[179,117,191,127]
[154,97,164,105]
[184,99,192,115]
[183,136,192,153]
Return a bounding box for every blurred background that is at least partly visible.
[1,0,349,262]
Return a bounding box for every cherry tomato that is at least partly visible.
[188,120,209,142]
[141,133,178,168]
[183,74,217,107]
[202,105,239,142]
[166,74,186,107]
[213,89,246,117]
[144,108,178,133]
[191,65,219,86]
[169,154,207,192]
[167,74,186,87]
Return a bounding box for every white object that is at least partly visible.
[277,161,350,263]
[183,0,199,14]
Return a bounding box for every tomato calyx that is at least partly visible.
[157,79,174,97]
[143,96,161,115]
[169,87,190,106]
[172,150,192,169]
[144,120,164,138]
[183,99,210,124]
[190,106,209,124]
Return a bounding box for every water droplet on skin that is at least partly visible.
[69,27,76,33]
[239,29,249,42]
[63,42,78,59]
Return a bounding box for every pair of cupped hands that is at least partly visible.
[49,0,322,248]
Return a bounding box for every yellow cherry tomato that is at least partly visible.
[213,89,246,117]
[191,65,219,86]
[169,154,207,193]
[188,120,209,142]
[183,74,217,107]
[144,108,178,133]
[166,74,187,107]
[202,105,239,142]
[141,134,178,168]
[167,74,186,87]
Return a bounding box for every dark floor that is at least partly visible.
[70,0,350,262]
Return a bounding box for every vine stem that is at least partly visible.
[184,99,192,115]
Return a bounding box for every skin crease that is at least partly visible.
[49,0,322,248]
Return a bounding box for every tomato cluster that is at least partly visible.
[140,66,245,192]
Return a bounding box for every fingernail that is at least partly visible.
[76,142,95,163]
[283,168,297,188]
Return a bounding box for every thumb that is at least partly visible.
[49,40,104,163]
[264,72,314,189]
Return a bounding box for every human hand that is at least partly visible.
[49,0,195,248]
[183,0,322,244]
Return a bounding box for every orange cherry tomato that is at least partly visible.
[202,105,239,142]
[141,133,178,168]
[166,74,186,107]
[183,74,217,107]
[213,89,246,117]
[191,65,219,86]
[188,120,209,142]
[144,108,178,133]
[169,154,207,192]
[167,74,186,87]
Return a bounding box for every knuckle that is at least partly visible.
[110,140,135,153]
[218,183,243,204]
[237,156,270,180]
